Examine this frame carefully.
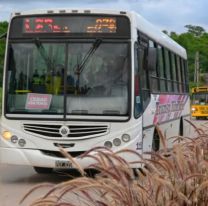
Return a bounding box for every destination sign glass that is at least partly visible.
[9,15,130,38]
[23,16,117,34]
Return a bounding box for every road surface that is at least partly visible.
[0,118,207,206]
[0,165,81,206]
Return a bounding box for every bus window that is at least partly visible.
[134,43,142,117]
[157,46,166,92]
[180,58,185,92]
[164,49,173,92]
[6,43,65,114]
[66,42,129,115]
[137,32,150,110]
[150,41,159,92]
[176,56,182,93]
[170,53,178,92]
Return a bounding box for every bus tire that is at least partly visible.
[179,118,183,136]
[34,167,53,174]
[152,131,160,152]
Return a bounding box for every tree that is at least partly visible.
[185,25,205,37]
[0,21,8,86]
[169,25,208,85]
[162,30,169,35]
[170,32,178,40]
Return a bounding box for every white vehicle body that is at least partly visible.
[0,9,190,171]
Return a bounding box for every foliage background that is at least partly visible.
[165,25,208,86]
[0,21,8,86]
[0,22,208,86]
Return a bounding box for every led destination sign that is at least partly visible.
[9,15,130,38]
[23,17,117,34]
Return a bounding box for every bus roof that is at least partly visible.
[132,11,187,59]
[10,8,186,59]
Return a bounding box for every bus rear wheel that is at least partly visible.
[179,118,183,136]
[34,167,53,174]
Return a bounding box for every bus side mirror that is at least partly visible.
[147,47,157,71]
[0,33,7,40]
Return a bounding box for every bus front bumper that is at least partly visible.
[0,147,95,169]
[0,146,142,169]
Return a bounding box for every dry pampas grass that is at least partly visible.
[21,121,208,206]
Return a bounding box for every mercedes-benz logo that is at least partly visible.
[59,126,70,137]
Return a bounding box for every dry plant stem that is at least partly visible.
[21,121,208,206]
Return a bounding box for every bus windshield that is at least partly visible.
[192,93,208,105]
[6,41,130,117]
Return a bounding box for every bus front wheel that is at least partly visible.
[34,167,53,174]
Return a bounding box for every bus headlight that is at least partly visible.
[113,138,121,146]
[11,135,18,144]
[191,107,196,111]
[121,134,131,142]
[2,131,12,140]
[104,141,113,149]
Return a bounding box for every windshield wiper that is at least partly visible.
[34,38,53,69]
[74,38,102,75]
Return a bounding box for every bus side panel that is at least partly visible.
[142,94,190,152]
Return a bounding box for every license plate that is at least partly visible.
[55,160,72,168]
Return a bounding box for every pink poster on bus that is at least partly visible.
[153,95,188,124]
[25,93,52,110]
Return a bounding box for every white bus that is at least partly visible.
[0,9,190,173]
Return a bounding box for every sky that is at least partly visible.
[0,0,207,33]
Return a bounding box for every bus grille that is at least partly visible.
[23,124,109,139]
[40,150,84,158]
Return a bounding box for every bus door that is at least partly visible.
[137,32,150,118]
[136,32,153,155]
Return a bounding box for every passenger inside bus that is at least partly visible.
[31,69,46,93]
